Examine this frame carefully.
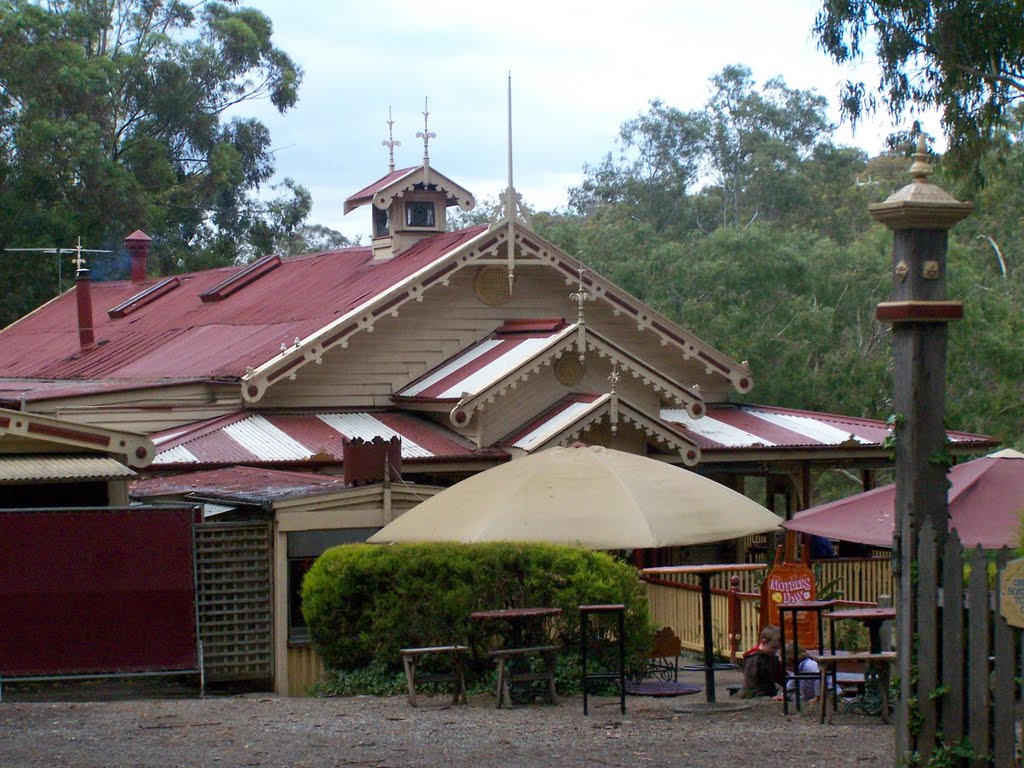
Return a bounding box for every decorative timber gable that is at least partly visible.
[240,220,753,405]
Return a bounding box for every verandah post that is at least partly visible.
[868,137,973,763]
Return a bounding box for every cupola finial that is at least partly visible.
[382,106,401,173]
[416,97,435,170]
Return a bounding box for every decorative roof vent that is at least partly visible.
[108,277,180,318]
[199,255,281,302]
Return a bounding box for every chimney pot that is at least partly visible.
[124,229,152,283]
[76,268,95,350]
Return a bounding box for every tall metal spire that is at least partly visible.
[505,73,517,294]
[382,106,400,172]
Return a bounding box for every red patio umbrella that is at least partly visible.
[784,449,1024,549]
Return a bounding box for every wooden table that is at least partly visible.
[470,607,562,645]
[470,607,563,707]
[642,563,766,702]
[814,651,897,723]
[824,607,897,721]
[826,607,895,655]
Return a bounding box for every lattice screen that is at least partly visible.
[194,522,273,682]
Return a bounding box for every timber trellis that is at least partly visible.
[899,521,1021,766]
[193,521,273,683]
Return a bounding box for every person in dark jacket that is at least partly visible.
[741,624,783,697]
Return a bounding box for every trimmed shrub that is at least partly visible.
[301,542,654,682]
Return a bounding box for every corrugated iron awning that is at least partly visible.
[0,455,136,483]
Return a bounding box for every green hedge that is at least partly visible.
[301,542,655,677]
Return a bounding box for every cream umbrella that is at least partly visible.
[368,445,781,549]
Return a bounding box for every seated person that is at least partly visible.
[775,642,840,706]
[740,624,783,697]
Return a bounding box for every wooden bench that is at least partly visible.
[400,645,468,707]
[490,645,560,708]
[815,652,897,724]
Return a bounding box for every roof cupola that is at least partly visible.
[344,100,475,261]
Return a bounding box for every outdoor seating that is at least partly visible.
[643,626,682,681]
[399,645,468,707]
[470,607,563,708]
[579,603,626,715]
[491,644,561,708]
[814,651,897,724]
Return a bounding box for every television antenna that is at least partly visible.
[4,237,113,293]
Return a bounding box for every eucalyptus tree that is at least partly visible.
[0,0,305,323]
[815,0,1024,174]
[569,66,836,235]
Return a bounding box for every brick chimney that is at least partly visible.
[124,230,152,283]
[76,265,95,350]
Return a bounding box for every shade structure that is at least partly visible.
[784,449,1024,549]
[368,445,781,549]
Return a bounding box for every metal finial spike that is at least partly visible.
[382,106,401,173]
[570,263,591,363]
[570,264,591,318]
[608,363,620,434]
[416,97,435,167]
[909,133,932,181]
[72,236,88,274]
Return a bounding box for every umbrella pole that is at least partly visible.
[700,574,716,702]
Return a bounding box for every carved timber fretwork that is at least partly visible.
[241,221,753,403]
[443,323,706,430]
[519,394,700,466]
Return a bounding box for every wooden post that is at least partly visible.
[869,137,973,763]
[728,575,741,665]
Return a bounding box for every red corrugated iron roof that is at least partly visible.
[662,402,994,452]
[131,465,347,502]
[0,227,486,384]
[343,167,419,212]
[395,320,573,401]
[0,377,215,405]
[150,409,507,467]
[497,393,702,465]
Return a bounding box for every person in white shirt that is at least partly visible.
[776,642,840,706]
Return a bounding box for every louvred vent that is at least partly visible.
[198,255,281,302]
[108,277,181,318]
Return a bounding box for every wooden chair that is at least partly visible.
[643,626,682,682]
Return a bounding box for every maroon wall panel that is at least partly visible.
[0,507,199,677]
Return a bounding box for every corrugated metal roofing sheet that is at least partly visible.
[397,329,570,399]
[0,455,135,483]
[0,378,209,405]
[150,410,504,467]
[0,227,486,383]
[663,403,991,451]
[131,466,346,502]
[506,396,602,451]
[344,167,418,211]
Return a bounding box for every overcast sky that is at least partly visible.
[245,1,939,242]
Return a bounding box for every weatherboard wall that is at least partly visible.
[257,267,727,412]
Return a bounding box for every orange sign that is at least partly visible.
[762,562,818,650]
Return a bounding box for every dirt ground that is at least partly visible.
[0,668,894,768]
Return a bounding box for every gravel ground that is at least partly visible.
[0,674,894,768]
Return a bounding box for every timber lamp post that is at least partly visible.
[869,137,972,760]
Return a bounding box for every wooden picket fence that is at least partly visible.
[897,524,1021,766]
